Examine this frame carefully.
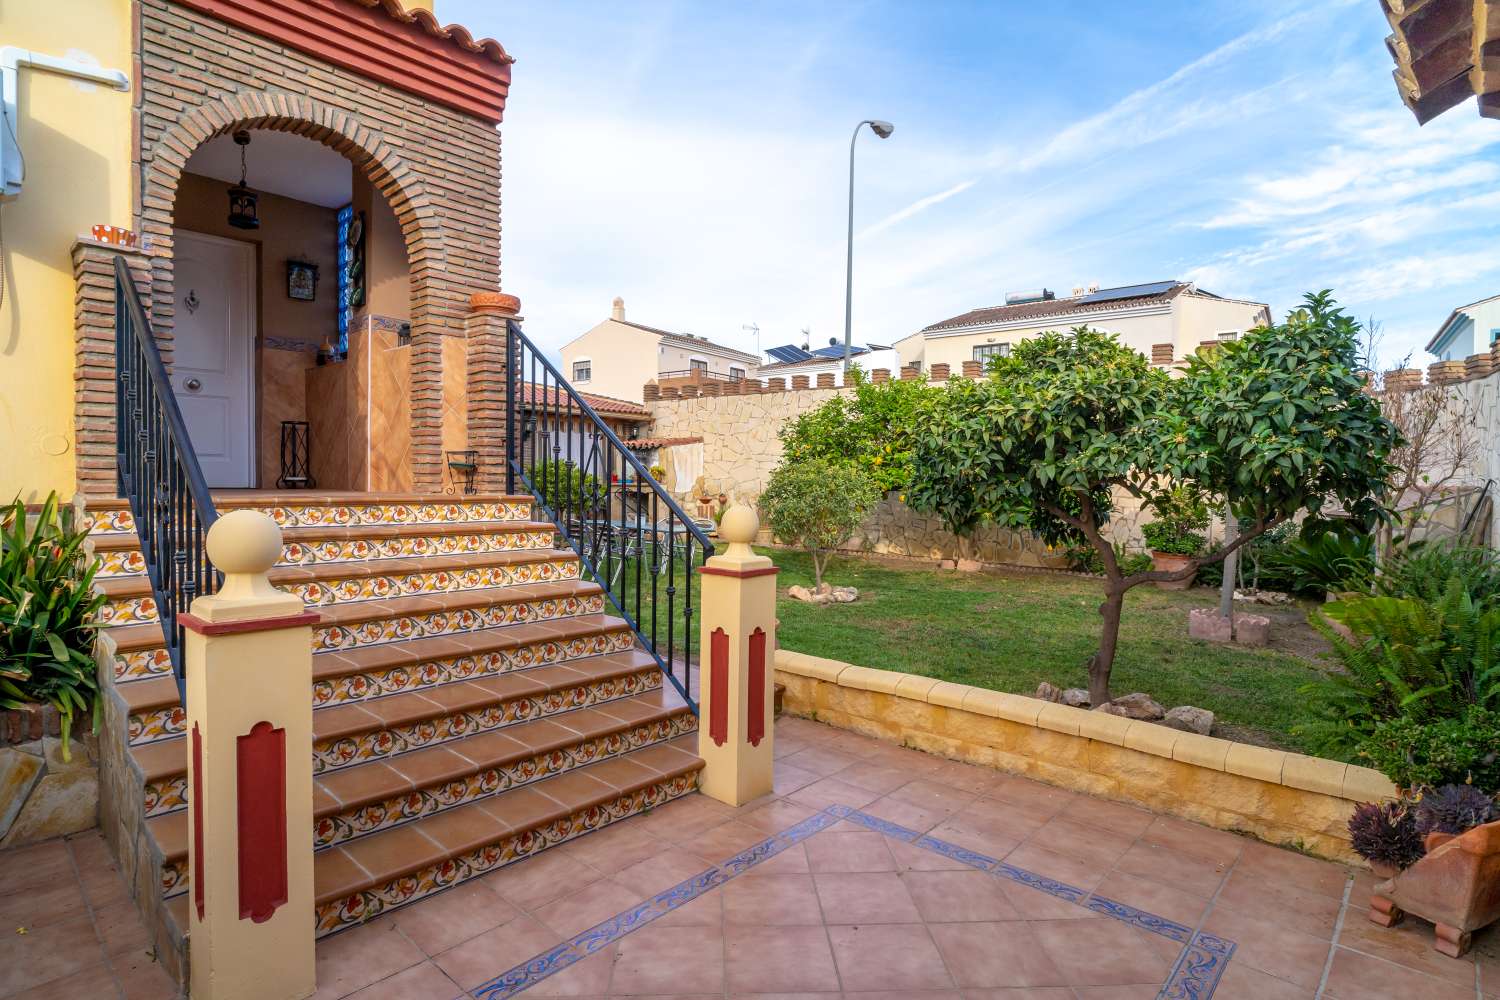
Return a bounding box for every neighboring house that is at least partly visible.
[896,281,1271,371]
[758,339,901,384]
[561,297,760,403]
[1427,294,1500,362]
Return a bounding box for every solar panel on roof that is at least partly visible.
[1077,281,1179,305]
[766,345,813,363]
[811,345,865,358]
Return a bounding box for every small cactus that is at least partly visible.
[1414,784,1500,837]
[1348,800,1425,870]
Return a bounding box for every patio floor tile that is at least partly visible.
[827,923,955,992]
[610,923,724,995]
[389,880,520,955]
[813,871,923,924]
[339,961,465,1000]
[927,920,1065,989]
[721,873,824,925]
[1323,945,1477,1000]
[804,829,896,872]
[723,923,840,993]
[901,868,1023,922]
[1028,917,1177,987]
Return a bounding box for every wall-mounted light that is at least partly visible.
[227,130,259,230]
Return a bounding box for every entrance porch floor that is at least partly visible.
[3,717,1495,999]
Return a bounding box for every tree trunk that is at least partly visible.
[1090,585,1125,706]
[1218,502,1237,639]
[811,550,824,589]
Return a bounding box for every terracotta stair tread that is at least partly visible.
[96,575,154,599]
[87,531,144,553]
[278,520,556,542]
[212,491,535,506]
[313,578,603,628]
[105,622,169,653]
[313,735,703,905]
[311,613,635,680]
[147,809,188,863]
[134,649,666,786]
[313,686,690,817]
[120,675,181,714]
[267,547,578,585]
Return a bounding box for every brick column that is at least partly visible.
[929,363,950,381]
[72,238,154,497]
[696,506,777,806]
[961,360,983,378]
[181,511,318,1000]
[465,292,521,493]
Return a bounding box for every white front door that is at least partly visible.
[171,230,256,488]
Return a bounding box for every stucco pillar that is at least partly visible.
[181,511,318,1000]
[466,292,521,493]
[696,505,777,806]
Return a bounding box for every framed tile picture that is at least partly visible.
[287,259,319,301]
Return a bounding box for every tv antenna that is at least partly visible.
[742,322,760,357]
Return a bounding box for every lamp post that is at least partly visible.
[843,119,894,374]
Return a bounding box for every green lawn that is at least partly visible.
[763,548,1331,752]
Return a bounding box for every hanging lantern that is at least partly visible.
[226,130,259,230]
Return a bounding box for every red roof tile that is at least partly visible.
[516,383,651,419]
[349,0,513,64]
[622,437,703,450]
[921,283,1193,334]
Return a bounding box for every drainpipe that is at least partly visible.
[1,46,130,200]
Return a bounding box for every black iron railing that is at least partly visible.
[505,320,713,711]
[114,256,220,701]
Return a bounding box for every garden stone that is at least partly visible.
[1034,682,1062,703]
[1163,705,1214,735]
[1099,693,1165,720]
[0,736,98,848]
[956,558,982,573]
[1061,688,1091,708]
[1188,608,1269,647]
[0,745,45,840]
[788,583,859,605]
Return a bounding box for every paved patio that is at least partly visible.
[3,715,1496,999]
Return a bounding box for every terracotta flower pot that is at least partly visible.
[1151,551,1196,590]
[1370,818,1500,958]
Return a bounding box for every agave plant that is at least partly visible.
[1301,577,1500,757]
[0,492,107,759]
[1348,800,1425,871]
[1413,784,1500,837]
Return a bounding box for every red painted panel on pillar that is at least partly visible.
[710,627,728,747]
[192,723,205,921]
[747,628,767,747]
[236,721,288,923]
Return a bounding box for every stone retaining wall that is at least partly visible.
[774,648,1396,863]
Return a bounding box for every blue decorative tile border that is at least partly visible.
[470,803,1237,999]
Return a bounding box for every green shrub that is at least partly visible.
[1301,578,1500,758]
[0,493,107,758]
[530,459,604,514]
[1378,539,1500,608]
[1064,541,1149,576]
[1268,527,1374,596]
[1356,709,1500,792]
[759,459,881,589]
[1140,488,1209,556]
[779,368,932,492]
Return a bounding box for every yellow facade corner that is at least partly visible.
[1224,743,1287,785]
[1120,720,1179,758]
[1341,765,1398,804]
[1035,702,1085,737]
[1280,754,1349,800]
[1170,732,1233,771]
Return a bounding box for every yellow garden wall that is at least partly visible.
[0,1,133,501]
[774,648,1397,864]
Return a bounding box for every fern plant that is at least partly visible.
[1300,577,1500,758]
[0,493,107,758]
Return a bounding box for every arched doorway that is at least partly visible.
[136,92,458,492]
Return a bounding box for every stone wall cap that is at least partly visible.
[469,291,521,314]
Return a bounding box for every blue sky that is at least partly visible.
[446,0,1500,369]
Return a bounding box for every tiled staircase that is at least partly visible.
[88,492,702,981]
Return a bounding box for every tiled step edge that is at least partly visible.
[84,495,539,534]
[313,744,703,936]
[314,582,606,653]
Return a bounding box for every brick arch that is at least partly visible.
[136,88,450,490]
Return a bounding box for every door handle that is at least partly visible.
[184,378,202,393]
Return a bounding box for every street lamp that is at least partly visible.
[843,119,894,374]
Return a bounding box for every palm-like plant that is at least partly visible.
[1302,577,1500,757]
[0,493,107,758]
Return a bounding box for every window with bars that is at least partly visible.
[336,204,353,355]
[690,358,708,373]
[729,366,745,379]
[973,343,1010,361]
[572,360,591,382]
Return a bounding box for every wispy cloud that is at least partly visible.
[858,179,977,239]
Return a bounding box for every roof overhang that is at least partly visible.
[920,301,1173,340]
[1382,0,1500,124]
[177,0,512,124]
[1426,307,1468,352]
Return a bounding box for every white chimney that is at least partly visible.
[611,296,625,321]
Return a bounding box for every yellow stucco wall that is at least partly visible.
[0,1,133,501]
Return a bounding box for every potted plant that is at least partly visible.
[1349,799,1425,879]
[1141,488,1208,590]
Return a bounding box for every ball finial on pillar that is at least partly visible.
[206,510,285,602]
[718,504,758,555]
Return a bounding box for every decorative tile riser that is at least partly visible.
[314,628,638,706]
[315,593,607,652]
[162,856,188,899]
[315,771,698,936]
[145,774,189,818]
[281,531,556,566]
[289,559,579,607]
[259,501,532,528]
[99,595,159,627]
[129,705,185,746]
[94,549,147,577]
[86,510,136,535]
[314,679,681,774]
[114,646,173,683]
[315,713,695,848]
